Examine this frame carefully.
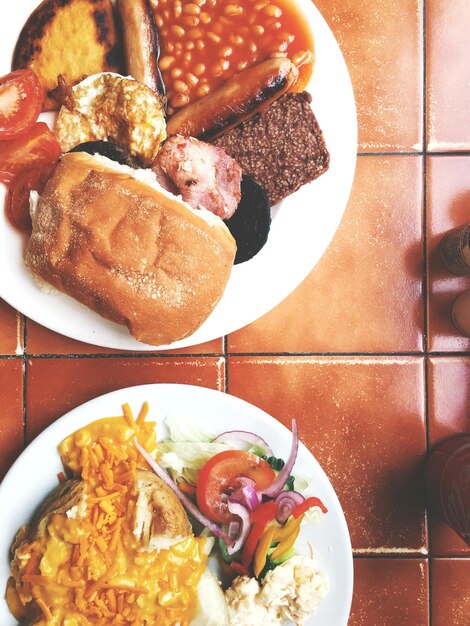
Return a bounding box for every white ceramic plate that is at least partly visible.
[0,0,357,350]
[0,383,353,625]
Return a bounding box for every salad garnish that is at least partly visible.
[135,416,327,580]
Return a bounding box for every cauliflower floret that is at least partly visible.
[226,555,329,625]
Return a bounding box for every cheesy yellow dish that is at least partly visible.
[6,404,210,625]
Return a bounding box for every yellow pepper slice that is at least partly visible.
[270,516,303,561]
[253,524,275,578]
[253,513,306,576]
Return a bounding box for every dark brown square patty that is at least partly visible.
[212,91,330,206]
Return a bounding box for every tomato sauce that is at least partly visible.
[150,0,315,114]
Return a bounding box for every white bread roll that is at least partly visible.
[26,152,237,345]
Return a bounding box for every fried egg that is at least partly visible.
[54,72,166,165]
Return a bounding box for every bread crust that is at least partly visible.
[26,152,236,345]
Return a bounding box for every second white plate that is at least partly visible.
[0,383,353,626]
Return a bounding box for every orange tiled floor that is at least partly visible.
[1,0,470,624]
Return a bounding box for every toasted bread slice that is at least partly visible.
[12,0,121,110]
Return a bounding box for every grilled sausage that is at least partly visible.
[117,0,165,96]
[166,58,299,140]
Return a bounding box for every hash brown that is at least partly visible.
[12,0,121,110]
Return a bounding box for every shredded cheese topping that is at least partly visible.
[7,403,208,625]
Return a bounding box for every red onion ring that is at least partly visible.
[229,477,260,511]
[213,430,273,457]
[135,438,234,547]
[226,500,252,555]
[258,419,299,499]
[275,490,305,524]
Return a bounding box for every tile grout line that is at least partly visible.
[422,0,433,623]
[22,315,27,449]
[3,350,470,359]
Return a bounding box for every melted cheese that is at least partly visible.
[12,405,208,625]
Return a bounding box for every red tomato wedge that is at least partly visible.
[0,122,61,184]
[0,70,44,139]
[5,161,58,234]
[196,450,276,524]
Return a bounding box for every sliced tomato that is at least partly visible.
[196,450,276,524]
[0,70,44,139]
[0,122,61,185]
[5,161,58,234]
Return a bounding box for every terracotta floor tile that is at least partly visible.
[430,558,470,626]
[426,0,470,151]
[349,558,429,626]
[0,359,23,480]
[427,357,470,556]
[427,156,470,351]
[314,0,423,151]
[229,156,423,353]
[0,299,23,356]
[26,319,223,356]
[228,356,427,552]
[26,357,225,442]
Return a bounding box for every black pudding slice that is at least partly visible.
[68,141,142,168]
[224,175,271,265]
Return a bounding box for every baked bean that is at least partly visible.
[170,24,185,37]
[197,84,210,97]
[159,55,175,70]
[263,4,282,18]
[229,34,243,45]
[199,12,211,24]
[173,1,182,18]
[172,93,190,107]
[154,0,314,110]
[193,63,206,76]
[292,49,313,67]
[183,3,201,15]
[182,15,200,26]
[223,4,243,17]
[220,46,233,58]
[207,31,221,43]
[212,59,229,76]
[188,27,203,38]
[186,72,199,86]
[270,50,287,58]
[173,79,189,93]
